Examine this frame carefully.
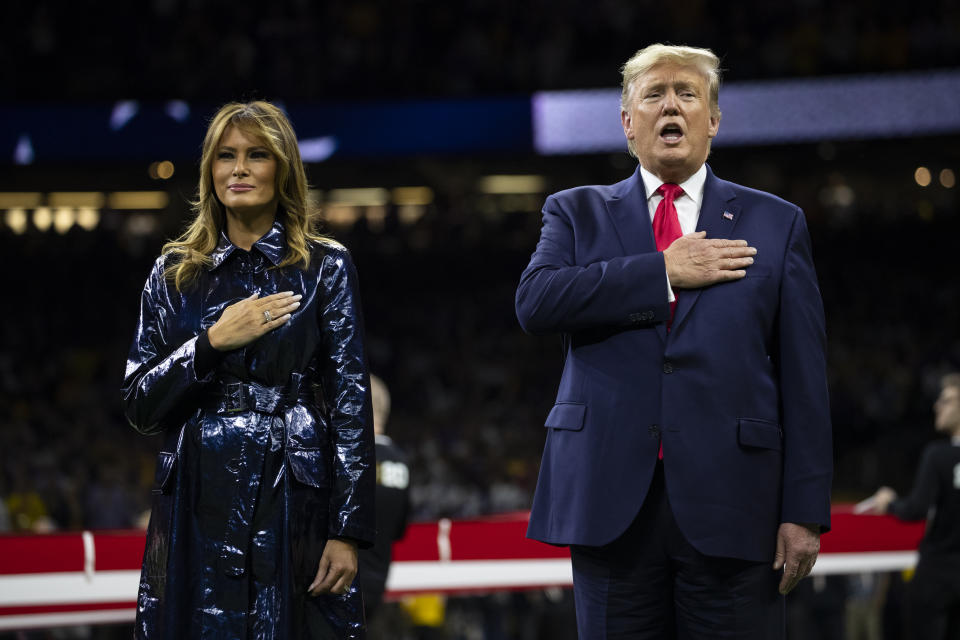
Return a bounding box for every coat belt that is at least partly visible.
[205,373,314,415]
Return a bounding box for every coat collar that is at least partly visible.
[207,218,287,271]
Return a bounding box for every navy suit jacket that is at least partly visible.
[516,165,832,562]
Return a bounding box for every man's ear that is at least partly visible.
[621,109,634,141]
[708,115,720,139]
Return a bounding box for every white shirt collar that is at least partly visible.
[639,164,707,208]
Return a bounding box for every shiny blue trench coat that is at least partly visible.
[122,221,376,639]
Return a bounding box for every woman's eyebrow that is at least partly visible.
[217,145,269,151]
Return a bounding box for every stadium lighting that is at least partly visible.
[0,193,43,208]
[398,205,426,226]
[76,207,100,230]
[49,192,105,208]
[150,161,175,180]
[365,206,388,232]
[478,175,546,194]
[33,207,52,231]
[109,100,139,131]
[940,169,956,189]
[322,204,361,229]
[328,188,389,207]
[53,207,75,234]
[14,134,34,165]
[107,192,169,210]
[392,187,434,205]
[4,208,28,234]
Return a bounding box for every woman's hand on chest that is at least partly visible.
[207,291,302,351]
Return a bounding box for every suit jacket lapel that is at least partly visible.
[671,166,741,332]
[603,167,668,343]
[604,166,656,257]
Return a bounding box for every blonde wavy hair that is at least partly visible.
[162,101,327,290]
[620,44,723,158]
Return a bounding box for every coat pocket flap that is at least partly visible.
[152,451,176,495]
[545,402,587,431]
[286,447,329,488]
[738,418,783,450]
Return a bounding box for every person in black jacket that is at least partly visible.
[863,372,960,639]
[359,374,411,623]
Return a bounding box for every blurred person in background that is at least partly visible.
[0,496,9,532]
[83,456,137,530]
[515,43,832,638]
[844,572,888,640]
[401,594,447,640]
[122,101,376,639]
[359,373,411,631]
[861,372,960,639]
[5,460,50,532]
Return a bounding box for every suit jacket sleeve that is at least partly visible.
[889,444,939,521]
[515,194,671,335]
[777,208,833,531]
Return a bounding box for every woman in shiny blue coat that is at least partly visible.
[122,101,375,639]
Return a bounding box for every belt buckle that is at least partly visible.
[224,382,246,413]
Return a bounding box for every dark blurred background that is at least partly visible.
[2,1,959,638]
[5,0,960,99]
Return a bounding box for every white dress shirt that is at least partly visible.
[639,164,708,302]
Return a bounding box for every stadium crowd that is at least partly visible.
[5,0,960,101]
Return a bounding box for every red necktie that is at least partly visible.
[653,183,684,328]
[652,183,683,460]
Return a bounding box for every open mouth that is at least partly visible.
[660,123,683,143]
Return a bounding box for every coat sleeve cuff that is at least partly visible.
[330,522,376,549]
[194,329,228,378]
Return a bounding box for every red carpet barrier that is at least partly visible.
[0,506,926,630]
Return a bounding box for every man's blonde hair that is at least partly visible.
[620,44,723,158]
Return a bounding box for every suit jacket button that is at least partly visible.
[663,362,674,374]
[648,424,660,438]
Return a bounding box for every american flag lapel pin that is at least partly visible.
[722,211,734,220]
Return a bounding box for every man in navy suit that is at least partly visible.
[515,44,832,638]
